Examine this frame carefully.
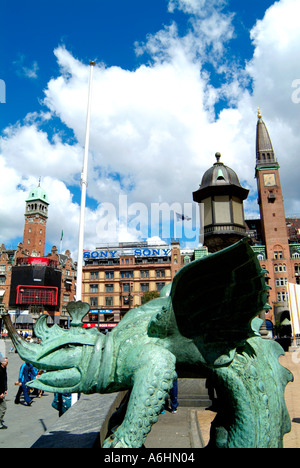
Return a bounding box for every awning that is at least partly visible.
[8,312,33,324]
[15,315,34,324]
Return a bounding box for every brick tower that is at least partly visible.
[256,109,290,259]
[23,182,49,257]
[255,109,292,324]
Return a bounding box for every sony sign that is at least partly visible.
[83,248,171,260]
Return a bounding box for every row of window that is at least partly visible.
[256,252,300,261]
[90,269,166,280]
[274,265,287,272]
[90,282,166,294]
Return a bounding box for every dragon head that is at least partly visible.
[3,302,105,394]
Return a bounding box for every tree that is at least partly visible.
[141,290,160,305]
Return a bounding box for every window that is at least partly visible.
[105,297,113,307]
[121,271,133,279]
[141,270,149,278]
[90,297,98,307]
[90,272,99,280]
[122,283,130,292]
[276,278,287,287]
[156,282,165,292]
[156,270,165,278]
[274,251,283,259]
[90,284,98,293]
[274,265,286,272]
[105,271,114,279]
[104,313,115,323]
[141,283,149,293]
[277,292,288,302]
[0,265,5,273]
[0,277,5,285]
[105,284,114,293]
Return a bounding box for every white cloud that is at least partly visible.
[1,123,82,184]
[137,1,234,68]
[168,0,226,15]
[246,0,300,213]
[13,54,39,80]
[1,0,300,257]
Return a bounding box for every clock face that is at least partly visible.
[263,173,276,187]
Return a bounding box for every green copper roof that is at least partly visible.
[26,185,49,204]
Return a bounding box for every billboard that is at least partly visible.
[83,247,171,260]
[9,265,62,310]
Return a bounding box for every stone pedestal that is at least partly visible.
[178,378,212,408]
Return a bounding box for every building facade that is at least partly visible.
[81,241,194,330]
[0,184,76,333]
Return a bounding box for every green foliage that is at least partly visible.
[141,290,160,305]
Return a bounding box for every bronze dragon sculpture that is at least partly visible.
[3,239,293,448]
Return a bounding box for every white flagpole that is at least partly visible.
[76,61,95,302]
[60,230,63,254]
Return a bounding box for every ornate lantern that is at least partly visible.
[193,153,249,252]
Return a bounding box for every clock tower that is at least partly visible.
[256,109,290,260]
[255,109,293,326]
[23,182,49,257]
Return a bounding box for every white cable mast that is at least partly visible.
[76,61,95,301]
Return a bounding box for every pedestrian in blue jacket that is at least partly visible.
[15,362,37,406]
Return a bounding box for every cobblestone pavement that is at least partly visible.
[0,340,59,448]
[1,338,299,449]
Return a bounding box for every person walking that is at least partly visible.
[169,378,179,414]
[15,362,37,406]
[0,357,8,429]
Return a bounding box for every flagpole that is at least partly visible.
[60,230,63,254]
[76,61,95,302]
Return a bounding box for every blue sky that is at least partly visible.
[1,0,300,257]
[1,0,274,128]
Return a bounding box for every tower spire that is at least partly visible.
[256,108,277,168]
[257,107,262,119]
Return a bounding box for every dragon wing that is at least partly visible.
[170,238,269,366]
